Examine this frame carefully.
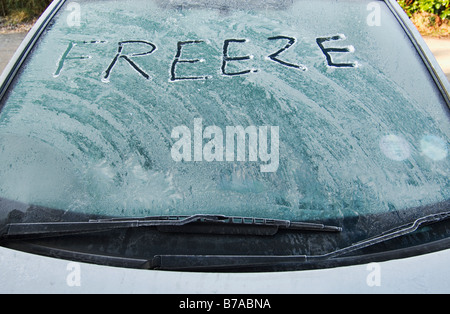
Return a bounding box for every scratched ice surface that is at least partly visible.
[0,0,448,220]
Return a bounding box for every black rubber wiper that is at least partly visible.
[151,210,450,271]
[0,214,342,239]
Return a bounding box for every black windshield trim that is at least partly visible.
[2,208,448,272]
[4,232,450,272]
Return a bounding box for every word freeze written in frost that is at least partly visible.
[171,118,279,173]
[54,34,357,82]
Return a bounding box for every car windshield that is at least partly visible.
[0,0,448,228]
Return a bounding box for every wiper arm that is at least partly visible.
[324,210,450,259]
[0,214,342,239]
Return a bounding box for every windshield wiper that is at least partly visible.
[0,214,342,239]
[151,210,450,271]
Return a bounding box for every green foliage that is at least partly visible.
[0,0,53,18]
[398,0,450,20]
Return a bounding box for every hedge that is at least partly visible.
[0,0,52,18]
[398,0,450,20]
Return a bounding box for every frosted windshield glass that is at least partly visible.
[0,0,448,221]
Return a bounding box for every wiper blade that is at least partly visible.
[96,214,342,234]
[0,214,342,239]
[152,210,450,271]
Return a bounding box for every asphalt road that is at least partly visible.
[0,32,449,81]
[423,37,450,82]
[0,32,26,76]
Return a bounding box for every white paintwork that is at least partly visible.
[1,245,450,293]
